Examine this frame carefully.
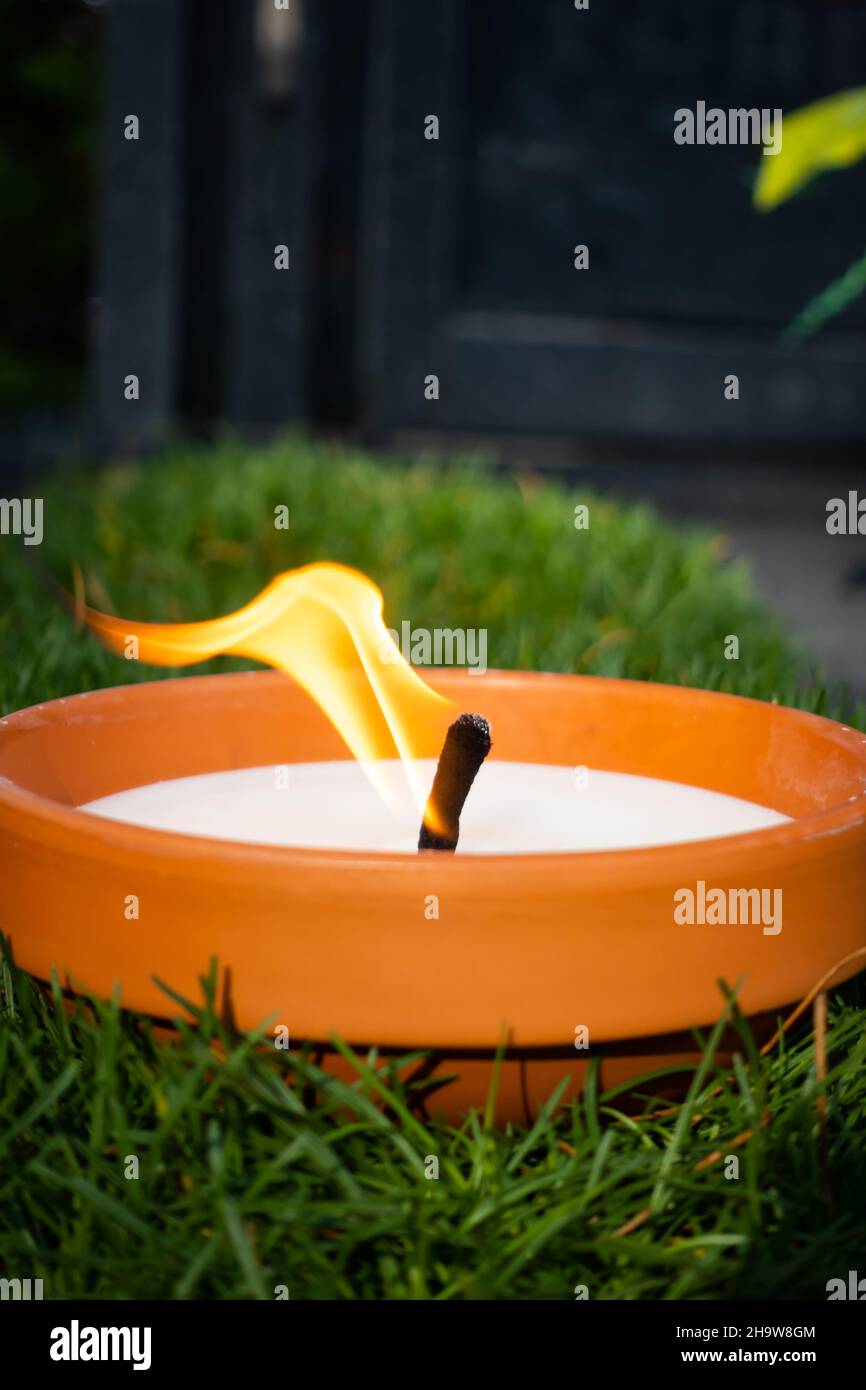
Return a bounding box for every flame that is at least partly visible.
[79,562,455,826]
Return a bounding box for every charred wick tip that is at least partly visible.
[418,713,492,852]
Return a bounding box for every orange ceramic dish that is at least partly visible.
[1,669,865,1122]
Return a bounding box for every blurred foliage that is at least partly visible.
[0,0,104,410]
[753,87,866,212]
[754,86,866,337]
[1,433,855,728]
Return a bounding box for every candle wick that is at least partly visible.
[418,713,492,853]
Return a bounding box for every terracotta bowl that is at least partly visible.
[1,669,865,1123]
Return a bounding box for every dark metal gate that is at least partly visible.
[97,0,866,450]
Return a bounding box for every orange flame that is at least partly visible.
[79,562,455,824]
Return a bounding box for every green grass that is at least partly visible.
[1,433,864,1300]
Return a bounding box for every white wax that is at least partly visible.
[79,760,789,855]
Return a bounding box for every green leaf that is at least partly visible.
[754,86,866,210]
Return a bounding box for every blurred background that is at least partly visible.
[2,0,866,688]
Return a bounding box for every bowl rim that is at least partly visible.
[2,668,866,871]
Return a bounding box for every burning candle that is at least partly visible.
[74,562,791,854]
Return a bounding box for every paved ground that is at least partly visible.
[723,520,866,700]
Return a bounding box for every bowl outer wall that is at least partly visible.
[0,669,865,1049]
